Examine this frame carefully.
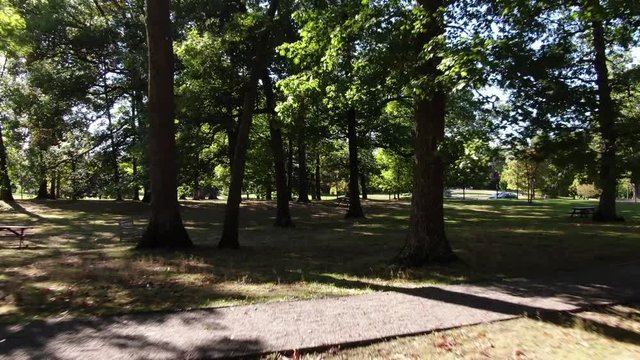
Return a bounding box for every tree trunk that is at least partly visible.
[531,183,535,203]
[360,172,368,200]
[49,173,56,199]
[396,164,401,198]
[37,179,48,199]
[131,93,141,201]
[263,71,293,227]
[219,0,279,248]
[138,0,192,249]
[56,173,61,199]
[462,186,465,200]
[401,0,455,266]
[590,7,621,221]
[193,178,202,200]
[132,158,140,200]
[0,123,14,202]
[345,107,364,218]
[265,182,272,200]
[226,117,237,171]
[296,109,310,203]
[287,136,293,201]
[142,185,151,203]
[105,79,122,202]
[71,159,78,200]
[315,152,321,201]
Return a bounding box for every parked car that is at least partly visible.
[488,192,517,199]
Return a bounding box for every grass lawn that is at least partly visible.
[299,303,640,360]
[0,197,639,324]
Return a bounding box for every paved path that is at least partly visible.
[2,262,640,359]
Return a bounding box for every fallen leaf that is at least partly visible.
[435,335,456,352]
[292,349,302,360]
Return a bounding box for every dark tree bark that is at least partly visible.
[37,180,47,199]
[314,151,321,201]
[265,182,272,200]
[225,113,237,171]
[345,107,364,218]
[0,123,14,202]
[142,185,151,203]
[132,158,140,200]
[263,71,293,227]
[138,0,192,249]
[287,136,294,201]
[590,5,621,221]
[360,172,368,200]
[401,0,455,266]
[296,109,310,203]
[193,176,203,200]
[219,0,279,248]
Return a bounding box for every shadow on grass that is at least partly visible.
[2,198,640,326]
[0,246,278,324]
[0,309,264,359]
[542,310,640,346]
[305,270,640,347]
[4,200,43,220]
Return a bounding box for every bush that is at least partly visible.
[575,183,601,199]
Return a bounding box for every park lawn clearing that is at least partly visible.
[297,303,640,360]
[0,198,639,323]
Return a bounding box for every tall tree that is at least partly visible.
[589,0,619,221]
[0,121,13,202]
[295,106,310,203]
[219,0,280,249]
[263,71,293,227]
[401,0,456,265]
[345,107,364,218]
[137,0,192,249]
[486,0,640,221]
[0,1,25,202]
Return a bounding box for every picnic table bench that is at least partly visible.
[570,207,596,218]
[0,225,33,249]
[335,196,350,206]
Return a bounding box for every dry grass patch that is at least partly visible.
[1,198,639,323]
[297,304,640,360]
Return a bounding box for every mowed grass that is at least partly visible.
[0,197,639,323]
[298,303,640,360]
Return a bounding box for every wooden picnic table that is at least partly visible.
[570,207,596,218]
[0,225,33,249]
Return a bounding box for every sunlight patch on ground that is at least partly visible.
[1,198,639,323]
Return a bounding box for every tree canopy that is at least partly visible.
[0,0,638,260]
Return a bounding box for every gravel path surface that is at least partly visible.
[2,262,639,359]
